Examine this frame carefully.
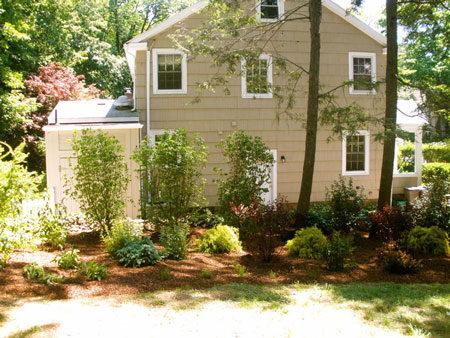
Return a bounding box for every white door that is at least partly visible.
[261,149,278,203]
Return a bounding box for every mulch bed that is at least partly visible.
[1,228,449,300]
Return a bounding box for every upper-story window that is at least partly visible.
[152,49,187,94]
[257,0,284,21]
[241,54,273,99]
[342,131,370,175]
[349,52,376,94]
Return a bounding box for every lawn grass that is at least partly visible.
[1,283,448,338]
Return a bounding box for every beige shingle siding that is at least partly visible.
[134,2,386,205]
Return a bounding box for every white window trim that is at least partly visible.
[241,54,273,99]
[148,129,166,144]
[348,52,376,95]
[152,48,187,95]
[256,0,285,22]
[342,130,370,176]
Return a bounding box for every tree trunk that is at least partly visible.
[295,0,322,226]
[377,0,398,210]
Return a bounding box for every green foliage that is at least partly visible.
[23,263,65,284]
[160,267,172,281]
[287,227,327,259]
[102,218,143,258]
[321,233,353,272]
[406,226,450,256]
[422,163,450,186]
[190,209,225,228]
[381,249,421,274]
[116,236,162,268]
[53,249,80,269]
[37,203,69,250]
[0,216,36,267]
[423,143,450,163]
[159,221,190,260]
[397,142,415,173]
[232,263,247,278]
[132,129,208,226]
[201,268,212,279]
[196,224,242,254]
[68,129,129,231]
[216,130,274,223]
[78,261,108,281]
[368,205,412,243]
[306,204,333,235]
[325,176,366,233]
[0,142,41,219]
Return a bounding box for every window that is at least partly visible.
[394,132,418,176]
[342,131,370,175]
[152,49,187,94]
[241,54,273,98]
[349,52,376,94]
[257,0,284,21]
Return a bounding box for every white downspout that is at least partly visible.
[146,50,151,136]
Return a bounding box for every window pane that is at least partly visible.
[246,58,269,94]
[353,57,373,91]
[261,0,279,19]
[157,53,183,90]
[346,134,366,172]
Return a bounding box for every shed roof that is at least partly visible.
[47,100,139,125]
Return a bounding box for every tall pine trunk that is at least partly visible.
[295,0,322,226]
[377,0,398,209]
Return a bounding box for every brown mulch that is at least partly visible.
[1,228,449,300]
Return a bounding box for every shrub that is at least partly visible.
[102,218,143,258]
[325,176,366,233]
[78,261,108,281]
[190,209,225,228]
[306,204,333,235]
[160,221,190,260]
[232,196,292,262]
[116,236,162,267]
[196,224,242,254]
[406,226,450,256]
[381,249,421,274]
[23,263,65,284]
[423,143,450,163]
[216,130,274,224]
[53,249,80,269]
[287,227,327,259]
[132,129,208,227]
[321,233,353,271]
[397,142,415,173]
[68,129,130,231]
[369,205,412,242]
[422,163,450,186]
[37,203,69,250]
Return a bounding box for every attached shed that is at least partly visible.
[43,100,142,219]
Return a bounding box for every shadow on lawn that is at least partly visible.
[328,283,450,337]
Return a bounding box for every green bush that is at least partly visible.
[102,218,143,258]
[196,224,242,254]
[216,130,274,224]
[423,143,450,163]
[422,163,450,186]
[406,226,450,256]
[160,221,190,260]
[306,204,333,235]
[132,129,208,227]
[397,142,415,173]
[325,176,366,233]
[53,249,80,269]
[321,233,353,271]
[116,236,162,267]
[68,129,130,231]
[287,227,327,259]
[37,203,69,250]
[78,261,108,281]
[23,263,65,284]
[190,209,225,228]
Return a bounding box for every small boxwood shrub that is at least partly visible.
[196,224,242,254]
[102,218,143,258]
[406,226,450,256]
[116,236,162,267]
[321,233,353,271]
[53,249,80,269]
[287,227,327,259]
[160,221,190,260]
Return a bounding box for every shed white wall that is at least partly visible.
[44,124,142,219]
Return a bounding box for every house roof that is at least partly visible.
[125,0,387,46]
[47,100,139,125]
[397,100,428,128]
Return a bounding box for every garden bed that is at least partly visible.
[1,228,449,300]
